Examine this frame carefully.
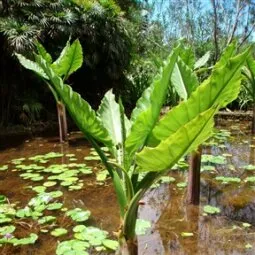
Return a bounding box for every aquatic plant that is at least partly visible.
[242,56,255,133]
[16,43,249,254]
[16,40,83,143]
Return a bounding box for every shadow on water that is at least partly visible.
[0,120,255,254]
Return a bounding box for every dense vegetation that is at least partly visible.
[1,1,255,255]
[1,0,255,130]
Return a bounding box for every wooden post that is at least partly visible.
[57,101,68,143]
[252,104,255,134]
[187,146,202,205]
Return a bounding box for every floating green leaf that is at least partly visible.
[215,176,241,184]
[66,208,91,222]
[0,165,8,171]
[0,225,15,235]
[43,181,57,187]
[181,232,194,237]
[203,205,221,214]
[47,203,63,210]
[56,240,89,255]
[51,228,68,237]
[244,164,255,171]
[38,216,56,224]
[102,239,119,250]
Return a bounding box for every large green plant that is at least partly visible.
[169,46,211,204]
[16,43,248,254]
[242,56,255,133]
[16,39,83,142]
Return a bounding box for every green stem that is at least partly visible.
[85,135,128,218]
[109,161,134,202]
[47,82,59,102]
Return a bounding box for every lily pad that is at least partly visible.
[11,233,38,246]
[244,164,255,171]
[201,165,216,172]
[66,154,75,157]
[31,176,44,182]
[74,226,108,246]
[245,176,255,183]
[0,165,8,171]
[102,239,119,250]
[203,205,221,214]
[96,170,108,182]
[0,225,15,235]
[47,203,63,210]
[43,181,57,187]
[0,195,7,204]
[160,176,175,183]
[69,184,83,191]
[32,186,47,193]
[38,216,56,224]
[84,156,101,161]
[215,176,241,184]
[177,182,187,188]
[51,228,68,237]
[181,232,194,237]
[56,240,89,255]
[73,225,86,233]
[245,243,253,249]
[66,208,91,222]
[202,154,226,164]
[242,222,251,228]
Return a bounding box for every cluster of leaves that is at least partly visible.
[0,149,121,253]
[15,37,251,253]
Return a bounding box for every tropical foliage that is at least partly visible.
[16,39,83,142]
[0,0,131,127]
[16,41,249,253]
[242,55,255,133]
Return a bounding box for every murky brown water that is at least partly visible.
[0,119,255,254]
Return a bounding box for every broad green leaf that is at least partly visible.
[149,47,249,144]
[36,55,113,148]
[130,86,152,123]
[214,43,236,68]
[136,107,216,172]
[246,55,255,78]
[125,46,180,159]
[97,90,130,160]
[179,46,195,68]
[52,39,83,79]
[36,42,52,63]
[194,51,210,69]
[171,58,198,100]
[15,53,48,80]
[243,55,255,97]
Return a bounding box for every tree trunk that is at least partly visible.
[187,146,202,205]
[211,0,219,63]
[57,101,68,143]
[252,103,255,134]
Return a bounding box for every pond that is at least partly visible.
[0,118,255,254]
